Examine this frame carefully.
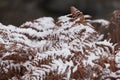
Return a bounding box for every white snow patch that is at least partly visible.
[91,19,109,26]
[115,51,120,68]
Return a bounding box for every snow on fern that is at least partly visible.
[0,6,120,80]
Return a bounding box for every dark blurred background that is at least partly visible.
[0,0,120,26]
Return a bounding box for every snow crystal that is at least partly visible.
[115,51,120,68]
[84,15,92,19]
[35,17,55,28]
[10,77,19,80]
[83,52,99,67]
[96,40,115,52]
[72,64,78,73]
[58,15,74,28]
[105,63,110,68]
[91,19,109,26]
[21,17,55,30]
[2,52,11,58]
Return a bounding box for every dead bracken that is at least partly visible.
[0,7,120,80]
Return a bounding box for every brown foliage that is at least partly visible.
[0,7,120,80]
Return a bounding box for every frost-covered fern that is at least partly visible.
[0,7,120,80]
